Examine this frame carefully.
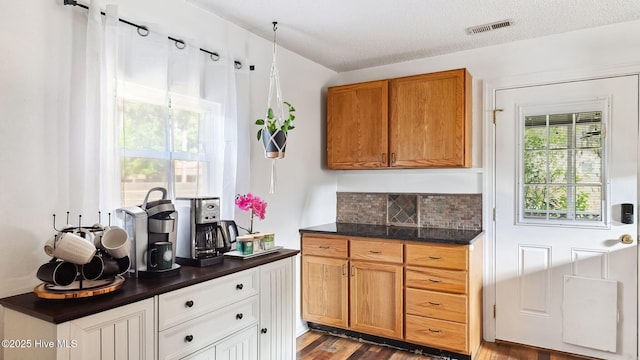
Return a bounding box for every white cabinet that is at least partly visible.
[2,256,296,360]
[4,298,155,360]
[258,258,295,360]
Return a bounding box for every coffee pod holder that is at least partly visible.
[33,212,127,299]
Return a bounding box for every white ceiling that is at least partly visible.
[187,0,640,72]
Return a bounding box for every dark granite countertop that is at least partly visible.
[0,249,299,324]
[299,223,482,245]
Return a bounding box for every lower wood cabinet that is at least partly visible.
[350,260,403,339]
[301,255,349,328]
[301,233,483,359]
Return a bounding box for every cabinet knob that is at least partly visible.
[185,300,194,308]
[428,256,442,260]
[184,335,194,342]
[261,328,268,334]
[236,313,243,320]
[428,278,442,283]
[236,283,244,290]
[428,328,441,333]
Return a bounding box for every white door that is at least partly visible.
[494,75,638,359]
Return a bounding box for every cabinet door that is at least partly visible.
[68,298,155,360]
[215,325,258,360]
[389,69,471,168]
[350,261,403,339]
[259,258,294,360]
[301,255,349,328]
[327,80,389,169]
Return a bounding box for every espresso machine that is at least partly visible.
[176,197,235,267]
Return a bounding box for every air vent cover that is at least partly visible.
[466,19,514,35]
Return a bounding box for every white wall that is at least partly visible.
[0,0,336,341]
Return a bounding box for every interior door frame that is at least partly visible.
[482,64,640,343]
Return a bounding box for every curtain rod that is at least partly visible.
[64,0,250,70]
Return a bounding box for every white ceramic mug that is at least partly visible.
[47,232,97,265]
[101,226,131,259]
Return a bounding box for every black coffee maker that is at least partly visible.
[175,197,238,266]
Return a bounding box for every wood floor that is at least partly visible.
[297,331,595,360]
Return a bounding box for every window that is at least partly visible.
[119,84,222,206]
[518,101,607,226]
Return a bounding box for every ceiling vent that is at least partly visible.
[466,19,514,35]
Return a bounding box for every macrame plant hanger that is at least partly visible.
[263,21,287,193]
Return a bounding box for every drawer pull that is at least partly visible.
[342,264,346,276]
[185,300,194,308]
[318,245,330,249]
[261,328,268,334]
[428,301,442,306]
[428,278,442,283]
[184,335,194,342]
[236,313,244,320]
[428,328,441,333]
[236,283,244,290]
[369,250,382,254]
[428,256,442,260]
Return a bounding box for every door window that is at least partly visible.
[518,101,608,227]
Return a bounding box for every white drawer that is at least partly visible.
[158,268,259,330]
[159,295,259,360]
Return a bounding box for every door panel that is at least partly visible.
[494,75,638,359]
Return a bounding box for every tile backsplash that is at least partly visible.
[337,192,482,230]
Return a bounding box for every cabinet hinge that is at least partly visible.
[493,108,503,124]
[492,208,496,221]
[493,304,496,318]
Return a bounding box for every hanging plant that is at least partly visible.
[257,21,296,193]
[255,101,295,157]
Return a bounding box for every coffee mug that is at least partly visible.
[37,260,78,286]
[101,226,131,259]
[45,232,96,265]
[148,242,173,270]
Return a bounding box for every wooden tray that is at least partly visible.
[34,276,125,299]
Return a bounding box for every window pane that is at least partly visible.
[576,122,601,149]
[575,149,601,183]
[548,124,569,149]
[547,185,567,212]
[173,160,208,198]
[121,100,166,151]
[172,108,203,154]
[547,150,569,184]
[524,185,547,213]
[524,123,547,150]
[121,158,168,206]
[576,186,602,221]
[524,150,547,184]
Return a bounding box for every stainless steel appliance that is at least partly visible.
[175,198,239,266]
[116,187,180,277]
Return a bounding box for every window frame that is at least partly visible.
[515,98,611,229]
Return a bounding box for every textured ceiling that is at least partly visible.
[187,0,640,72]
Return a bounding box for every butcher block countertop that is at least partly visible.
[299,222,482,245]
[0,249,299,324]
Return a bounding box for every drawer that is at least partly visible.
[159,295,259,360]
[406,288,467,323]
[406,243,468,270]
[406,266,467,294]
[302,236,348,258]
[158,268,258,330]
[350,239,403,264]
[405,315,468,353]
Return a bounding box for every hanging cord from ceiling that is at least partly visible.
[63,0,250,69]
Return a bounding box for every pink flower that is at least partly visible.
[235,193,268,234]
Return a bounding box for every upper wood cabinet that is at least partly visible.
[327,80,389,169]
[327,68,472,169]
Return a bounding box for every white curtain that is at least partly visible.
[73,1,248,218]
